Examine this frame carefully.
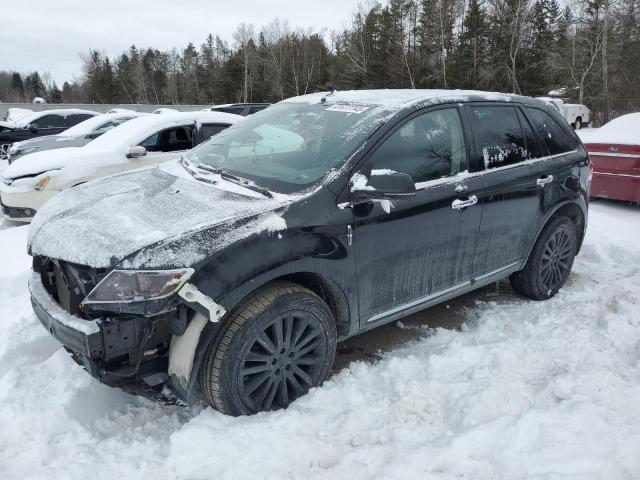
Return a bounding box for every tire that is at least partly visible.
[574,117,582,130]
[510,216,578,301]
[199,281,337,416]
[0,143,12,160]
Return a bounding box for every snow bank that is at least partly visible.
[577,113,640,145]
[1,203,640,479]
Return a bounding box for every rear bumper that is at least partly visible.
[591,171,640,202]
[29,272,179,402]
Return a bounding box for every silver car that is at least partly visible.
[7,111,144,164]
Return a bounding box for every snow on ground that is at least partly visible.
[1,202,640,480]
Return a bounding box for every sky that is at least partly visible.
[1,0,362,85]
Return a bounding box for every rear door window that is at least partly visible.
[470,106,532,169]
[517,109,544,159]
[370,108,468,184]
[525,108,578,155]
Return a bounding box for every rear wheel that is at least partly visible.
[510,216,577,300]
[199,282,337,416]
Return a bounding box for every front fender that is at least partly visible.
[169,220,357,403]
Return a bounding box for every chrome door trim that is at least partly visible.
[589,152,640,159]
[472,261,522,283]
[366,280,471,323]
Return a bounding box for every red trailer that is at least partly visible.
[578,114,640,203]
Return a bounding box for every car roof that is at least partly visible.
[85,111,244,151]
[60,112,146,137]
[284,89,540,111]
[16,109,100,127]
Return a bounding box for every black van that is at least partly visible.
[27,90,590,415]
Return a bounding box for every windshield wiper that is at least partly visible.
[191,162,273,198]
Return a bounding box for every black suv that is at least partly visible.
[27,90,589,415]
[0,109,99,159]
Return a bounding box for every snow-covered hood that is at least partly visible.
[11,134,80,152]
[4,147,93,179]
[28,166,290,269]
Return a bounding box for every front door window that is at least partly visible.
[370,108,467,185]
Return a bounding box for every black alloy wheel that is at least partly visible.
[238,312,328,412]
[199,282,337,416]
[539,226,574,292]
[510,216,578,300]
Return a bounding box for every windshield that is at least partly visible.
[60,115,127,137]
[184,101,392,193]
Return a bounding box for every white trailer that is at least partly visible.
[537,97,592,130]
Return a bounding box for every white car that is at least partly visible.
[536,97,592,129]
[0,111,243,222]
[7,111,147,163]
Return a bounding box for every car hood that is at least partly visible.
[28,164,290,269]
[15,134,83,150]
[4,147,95,179]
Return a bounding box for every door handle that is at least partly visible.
[452,195,478,211]
[536,175,554,187]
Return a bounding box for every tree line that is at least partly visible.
[1,0,638,123]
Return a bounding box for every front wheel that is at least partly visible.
[199,282,337,416]
[0,143,12,160]
[510,216,578,300]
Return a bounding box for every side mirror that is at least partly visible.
[350,170,416,200]
[126,146,147,159]
[28,124,38,133]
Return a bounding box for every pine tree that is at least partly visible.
[450,0,488,88]
[11,72,25,101]
[48,81,63,103]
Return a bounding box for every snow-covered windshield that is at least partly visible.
[60,114,135,137]
[185,101,391,193]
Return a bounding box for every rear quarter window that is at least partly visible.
[525,107,578,155]
[199,124,228,144]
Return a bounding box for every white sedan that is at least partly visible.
[0,111,243,222]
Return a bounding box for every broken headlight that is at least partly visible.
[81,269,194,304]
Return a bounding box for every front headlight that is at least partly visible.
[34,176,50,191]
[81,269,194,305]
[16,146,39,156]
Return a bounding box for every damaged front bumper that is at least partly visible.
[29,272,183,403]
